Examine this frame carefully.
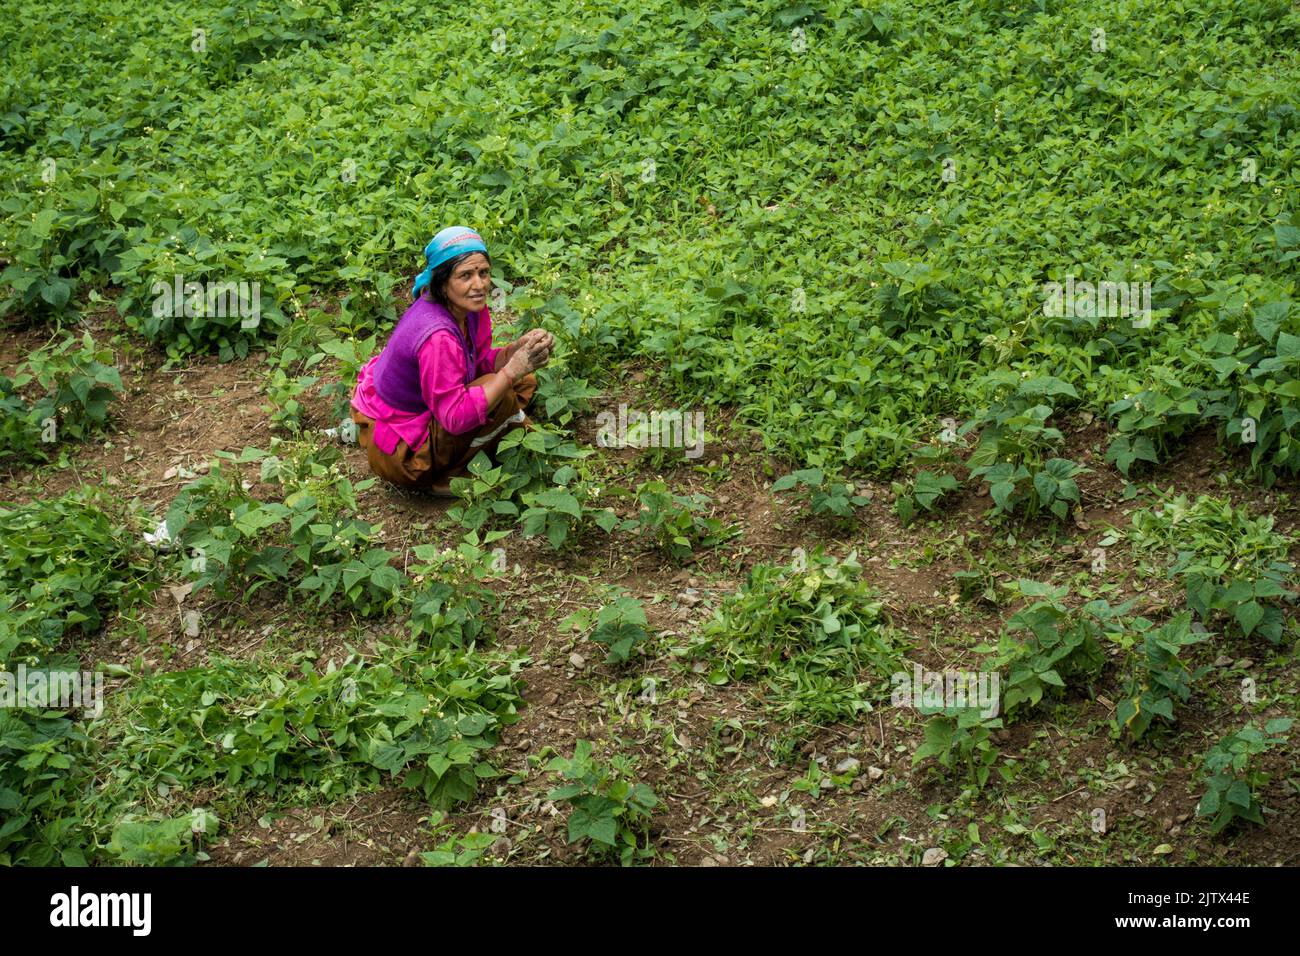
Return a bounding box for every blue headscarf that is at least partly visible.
[411,226,489,298]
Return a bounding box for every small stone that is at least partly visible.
[679,589,702,606]
[700,856,718,867]
[835,757,861,774]
[1214,656,1233,668]
[922,847,948,866]
[1234,658,1254,669]
[868,766,885,780]
[851,779,866,792]
[569,652,586,670]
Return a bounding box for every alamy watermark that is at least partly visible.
[891,663,1001,719]
[1042,275,1152,327]
[595,404,705,459]
[152,274,262,329]
[50,886,151,936]
[1,665,104,719]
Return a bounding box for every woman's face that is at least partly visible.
[441,252,492,317]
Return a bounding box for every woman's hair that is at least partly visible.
[421,250,492,306]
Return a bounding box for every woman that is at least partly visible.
[350,226,554,496]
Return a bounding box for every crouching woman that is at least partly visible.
[350,226,554,496]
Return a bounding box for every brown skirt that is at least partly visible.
[351,373,538,490]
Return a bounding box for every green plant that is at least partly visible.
[447,452,522,532]
[519,487,586,549]
[621,479,734,561]
[517,463,618,550]
[590,595,650,665]
[106,641,524,813]
[314,335,379,422]
[1196,718,1293,835]
[912,706,1004,789]
[407,534,507,649]
[448,428,593,536]
[0,147,150,320]
[691,550,899,731]
[420,827,499,867]
[263,368,320,433]
[0,487,158,865]
[107,812,216,866]
[0,486,157,663]
[0,333,121,466]
[975,581,1120,719]
[1114,613,1211,742]
[892,469,959,525]
[772,468,871,522]
[1119,494,1297,642]
[533,366,600,424]
[163,442,406,614]
[1104,374,1210,476]
[495,424,589,495]
[544,740,657,865]
[963,377,1087,520]
[971,455,1086,522]
[1211,298,1300,485]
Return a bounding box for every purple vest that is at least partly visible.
[371,296,479,413]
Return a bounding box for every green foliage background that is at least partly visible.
[3,0,1296,467]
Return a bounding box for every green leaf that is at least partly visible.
[1234,600,1264,635]
[1226,779,1253,809]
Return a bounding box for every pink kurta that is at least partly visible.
[351,307,503,455]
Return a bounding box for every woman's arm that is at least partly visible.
[419,332,553,435]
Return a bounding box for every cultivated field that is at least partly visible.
[1,0,1297,866]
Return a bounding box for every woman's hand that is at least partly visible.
[514,328,554,356]
[498,329,552,369]
[504,337,551,380]
[503,328,554,377]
